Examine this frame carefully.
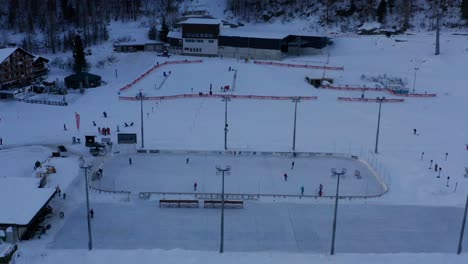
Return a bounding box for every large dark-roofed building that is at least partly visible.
[218,30,329,60]
[168,18,331,60]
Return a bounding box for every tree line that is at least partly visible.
[228,0,468,29]
[0,0,467,54]
[0,0,180,53]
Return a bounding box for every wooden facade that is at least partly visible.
[0,48,48,90]
[32,57,50,79]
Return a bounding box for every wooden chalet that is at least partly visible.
[0,47,49,90]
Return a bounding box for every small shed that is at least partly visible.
[64,72,102,89]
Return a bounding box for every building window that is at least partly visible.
[209,40,214,43]
[197,39,203,43]
[184,48,189,51]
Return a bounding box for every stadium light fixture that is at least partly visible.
[216,165,231,253]
[330,168,347,255]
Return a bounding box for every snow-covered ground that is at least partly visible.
[1,28,468,263]
[49,202,465,253]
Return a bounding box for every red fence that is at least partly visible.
[254,61,344,71]
[337,97,405,103]
[322,84,437,98]
[119,93,318,101]
[118,60,203,93]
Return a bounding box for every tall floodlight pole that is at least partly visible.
[138,90,145,148]
[222,96,230,150]
[216,166,231,253]
[412,67,419,93]
[80,159,93,251]
[457,193,468,254]
[435,0,440,55]
[330,168,347,255]
[292,97,301,151]
[375,97,385,154]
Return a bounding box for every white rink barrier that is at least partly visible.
[133,149,390,201]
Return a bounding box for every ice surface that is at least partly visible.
[98,152,385,197]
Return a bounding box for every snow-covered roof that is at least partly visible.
[115,40,164,46]
[0,241,16,258]
[179,18,222,25]
[358,22,382,31]
[168,31,182,39]
[0,48,18,64]
[220,28,289,39]
[0,177,56,226]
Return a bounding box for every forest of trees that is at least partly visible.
[227,0,466,30]
[0,0,181,53]
[0,0,466,54]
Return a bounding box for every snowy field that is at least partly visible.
[1,28,468,263]
[119,59,320,97]
[98,152,385,197]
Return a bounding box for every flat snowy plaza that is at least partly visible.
[1,24,468,264]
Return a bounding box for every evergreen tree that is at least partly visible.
[159,18,169,43]
[148,25,158,40]
[72,34,87,73]
[462,0,468,20]
[102,25,109,41]
[377,0,387,23]
[387,0,395,14]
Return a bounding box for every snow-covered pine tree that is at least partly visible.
[72,35,87,73]
[148,25,158,40]
[377,0,387,23]
[462,0,468,20]
[159,18,169,43]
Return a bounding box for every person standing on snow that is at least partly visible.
[129,157,132,165]
[283,173,288,181]
[318,184,323,197]
[301,186,304,196]
[291,161,295,170]
[194,182,198,191]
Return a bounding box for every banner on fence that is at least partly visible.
[75,112,80,131]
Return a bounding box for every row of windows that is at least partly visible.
[185,39,215,44]
[185,33,215,38]
[186,39,203,43]
[2,71,28,79]
[3,65,31,71]
[184,47,203,53]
